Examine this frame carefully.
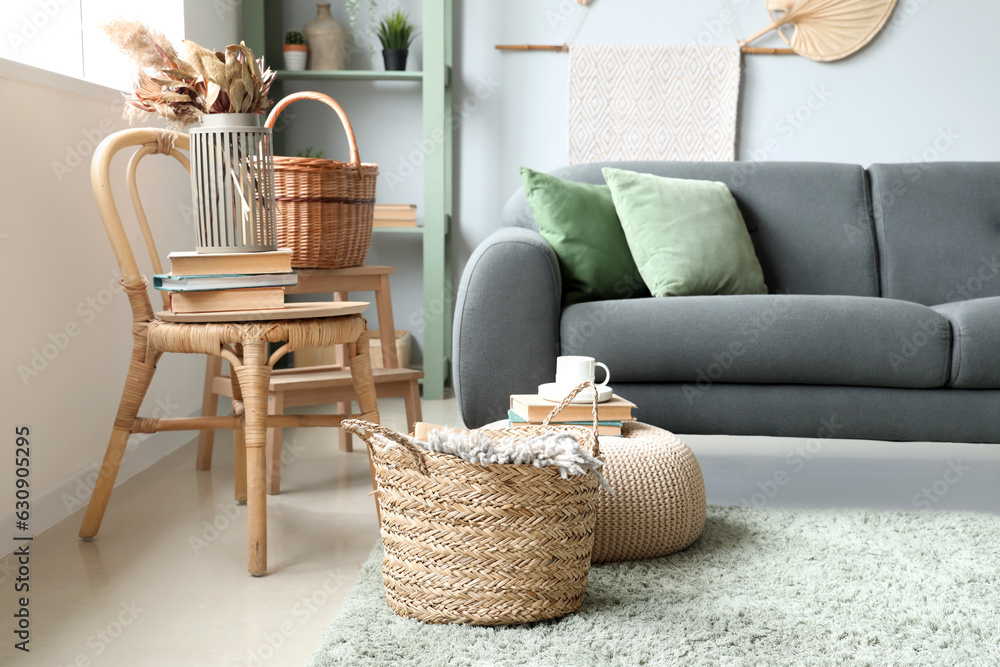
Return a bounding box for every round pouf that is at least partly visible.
[481,419,706,563]
[592,422,706,563]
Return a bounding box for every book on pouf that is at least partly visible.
[509,393,637,423]
[507,410,624,436]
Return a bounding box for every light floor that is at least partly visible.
[3,397,999,666]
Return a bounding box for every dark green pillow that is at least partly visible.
[602,168,768,297]
[519,167,649,306]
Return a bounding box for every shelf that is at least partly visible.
[246,0,453,399]
[373,226,425,234]
[276,69,423,82]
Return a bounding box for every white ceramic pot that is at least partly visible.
[283,45,308,71]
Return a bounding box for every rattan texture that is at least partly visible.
[265,92,378,269]
[592,422,706,563]
[342,410,602,626]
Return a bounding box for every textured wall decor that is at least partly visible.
[568,44,741,163]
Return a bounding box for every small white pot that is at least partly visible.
[283,45,308,71]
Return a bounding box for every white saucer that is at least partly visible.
[538,382,614,404]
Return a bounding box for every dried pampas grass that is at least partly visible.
[102,19,275,128]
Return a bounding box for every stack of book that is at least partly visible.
[508,393,637,436]
[155,248,296,314]
[373,204,418,228]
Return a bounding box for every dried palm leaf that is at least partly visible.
[102,20,275,127]
[741,0,898,62]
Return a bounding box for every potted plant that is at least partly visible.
[376,9,418,71]
[283,30,308,71]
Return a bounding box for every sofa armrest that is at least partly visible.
[453,227,562,427]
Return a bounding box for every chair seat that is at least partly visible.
[155,301,369,323]
[146,313,370,356]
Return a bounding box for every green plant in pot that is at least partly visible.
[284,30,308,71]
[377,9,418,71]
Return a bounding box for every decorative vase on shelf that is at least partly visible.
[188,113,277,253]
[382,49,408,71]
[304,3,348,70]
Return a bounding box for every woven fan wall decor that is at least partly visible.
[740,0,898,62]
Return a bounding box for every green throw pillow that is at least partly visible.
[520,167,649,306]
[601,168,768,297]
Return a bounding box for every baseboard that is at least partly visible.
[0,413,199,561]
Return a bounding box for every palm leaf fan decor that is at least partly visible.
[740,0,898,62]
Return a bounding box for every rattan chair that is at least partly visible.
[81,127,380,576]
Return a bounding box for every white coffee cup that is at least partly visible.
[555,355,611,388]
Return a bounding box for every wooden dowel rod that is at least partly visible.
[495,44,568,52]
[495,44,794,55]
[268,414,348,428]
[132,415,241,433]
[741,46,796,55]
[131,414,357,433]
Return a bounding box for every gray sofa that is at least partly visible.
[453,161,1000,443]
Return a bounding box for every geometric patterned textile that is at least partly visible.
[568,44,741,164]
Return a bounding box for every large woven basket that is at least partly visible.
[342,384,604,626]
[264,91,378,269]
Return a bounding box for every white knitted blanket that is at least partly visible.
[378,429,610,490]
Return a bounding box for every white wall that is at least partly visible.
[0,1,240,555]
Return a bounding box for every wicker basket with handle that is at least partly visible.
[264,91,379,269]
[342,381,604,626]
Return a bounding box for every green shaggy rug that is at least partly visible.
[308,506,1000,666]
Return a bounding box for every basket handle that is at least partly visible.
[342,419,428,475]
[264,91,361,165]
[541,381,601,455]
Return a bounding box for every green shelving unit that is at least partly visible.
[243,0,453,400]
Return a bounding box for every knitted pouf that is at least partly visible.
[592,421,706,563]
[482,419,706,563]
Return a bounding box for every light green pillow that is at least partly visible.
[520,167,649,306]
[601,168,768,297]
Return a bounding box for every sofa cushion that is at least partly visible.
[931,297,1000,388]
[560,295,952,389]
[601,168,767,297]
[869,162,1000,306]
[519,167,649,306]
[504,162,879,298]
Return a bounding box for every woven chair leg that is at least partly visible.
[230,369,247,504]
[265,391,284,495]
[196,355,223,471]
[233,340,272,577]
[347,331,381,521]
[348,331,380,424]
[79,337,157,539]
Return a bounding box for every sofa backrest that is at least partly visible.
[503,161,880,297]
[869,163,1000,306]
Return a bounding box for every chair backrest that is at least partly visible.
[91,128,190,319]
